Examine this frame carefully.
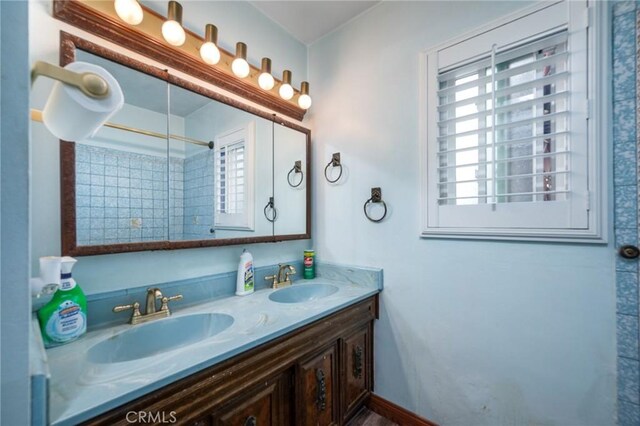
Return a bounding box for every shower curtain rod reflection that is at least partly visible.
[30,109,212,148]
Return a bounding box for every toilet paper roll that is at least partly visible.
[42,61,124,141]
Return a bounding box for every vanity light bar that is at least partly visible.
[108,0,311,110]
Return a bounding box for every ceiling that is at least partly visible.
[250,1,380,45]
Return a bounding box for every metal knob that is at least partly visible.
[619,245,640,259]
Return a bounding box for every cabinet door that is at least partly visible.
[342,324,371,421]
[211,372,292,426]
[298,344,338,426]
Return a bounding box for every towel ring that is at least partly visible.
[324,152,343,183]
[363,187,387,223]
[263,197,277,223]
[287,160,304,188]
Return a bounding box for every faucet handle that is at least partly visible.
[112,301,141,320]
[265,274,278,288]
[160,294,183,312]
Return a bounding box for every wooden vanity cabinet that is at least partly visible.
[84,296,377,426]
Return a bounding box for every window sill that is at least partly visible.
[420,228,607,244]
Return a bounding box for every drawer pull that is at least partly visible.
[353,345,363,379]
[315,368,326,411]
[244,415,257,426]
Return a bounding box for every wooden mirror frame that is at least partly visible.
[59,32,311,256]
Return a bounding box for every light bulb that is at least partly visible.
[200,24,220,65]
[200,42,220,65]
[279,84,294,100]
[298,81,312,109]
[232,58,250,78]
[162,20,186,46]
[114,0,143,25]
[232,42,250,78]
[258,58,274,90]
[259,73,275,90]
[162,2,185,46]
[298,94,312,109]
[279,70,294,100]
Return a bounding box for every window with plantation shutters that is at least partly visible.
[437,31,569,206]
[214,123,255,230]
[216,142,244,214]
[421,1,607,241]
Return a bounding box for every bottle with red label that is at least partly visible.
[303,250,315,279]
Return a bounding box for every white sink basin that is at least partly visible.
[88,313,234,363]
[269,283,339,304]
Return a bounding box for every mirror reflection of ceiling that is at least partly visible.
[77,50,211,117]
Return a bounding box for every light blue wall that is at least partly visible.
[612,2,640,424]
[309,1,616,424]
[28,0,309,294]
[1,1,31,424]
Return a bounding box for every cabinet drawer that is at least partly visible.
[342,324,371,421]
[211,373,292,426]
[298,344,339,426]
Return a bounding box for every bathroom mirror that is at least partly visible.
[168,84,274,241]
[273,121,310,237]
[60,33,310,256]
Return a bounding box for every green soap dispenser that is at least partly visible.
[37,256,87,348]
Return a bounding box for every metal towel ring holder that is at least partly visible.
[263,197,277,223]
[324,152,343,183]
[363,187,387,223]
[287,160,304,188]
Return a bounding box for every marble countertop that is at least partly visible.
[46,267,381,426]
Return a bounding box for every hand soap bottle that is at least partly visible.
[37,257,87,348]
[236,249,255,296]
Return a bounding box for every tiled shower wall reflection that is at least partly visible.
[183,150,215,239]
[613,2,640,424]
[75,145,169,245]
[75,145,214,244]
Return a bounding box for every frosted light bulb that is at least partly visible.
[298,94,312,109]
[258,72,275,90]
[114,0,143,25]
[232,58,250,78]
[279,84,294,100]
[162,20,186,46]
[200,42,221,65]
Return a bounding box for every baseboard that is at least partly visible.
[367,393,438,426]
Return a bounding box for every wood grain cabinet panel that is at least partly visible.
[298,345,339,426]
[342,324,371,422]
[212,373,292,426]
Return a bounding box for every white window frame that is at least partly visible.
[419,0,609,243]
[214,122,255,230]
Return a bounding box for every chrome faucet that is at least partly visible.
[113,287,183,325]
[265,264,297,289]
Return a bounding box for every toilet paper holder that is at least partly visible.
[31,60,110,99]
